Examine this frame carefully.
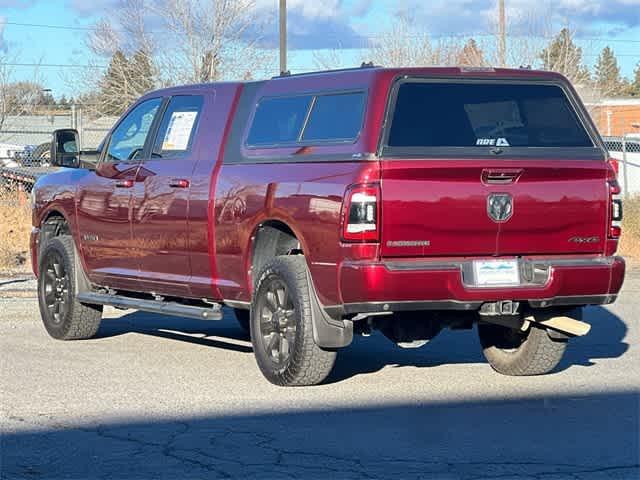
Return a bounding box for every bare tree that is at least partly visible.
[366,13,463,67]
[157,0,272,83]
[457,39,487,66]
[76,0,274,115]
[0,54,43,137]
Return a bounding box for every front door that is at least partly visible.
[76,97,163,291]
[132,94,205,297]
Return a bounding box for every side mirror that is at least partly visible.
[50,129,80,168]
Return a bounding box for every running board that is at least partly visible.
[77,292,223,321]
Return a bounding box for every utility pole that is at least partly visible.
[279,0,287,75]
[498,0,506,67]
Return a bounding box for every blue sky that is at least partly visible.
[1,0,639,98]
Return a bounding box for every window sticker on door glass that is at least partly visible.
[162,111,198,151]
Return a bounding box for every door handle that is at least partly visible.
[169,178,190,188]
[114,179,134,188]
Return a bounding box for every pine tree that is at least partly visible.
[130,48,155,94]
[539,28,590,85]
[458,39,485,66]
[629,62,640,96]
[99,50,130,115]
[594,46,624,96]
[98,49,156,115]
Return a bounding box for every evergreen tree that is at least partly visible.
[594,46,624,96]
[539,28,590,84]
[457,39,485,66]
[98,50,130,115]
[628,62,640,96]
[130,48,155,94]
[97,49,156,115]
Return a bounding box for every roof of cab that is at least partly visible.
[141,65,569,100]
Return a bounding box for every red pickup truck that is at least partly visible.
[31,66,625,386]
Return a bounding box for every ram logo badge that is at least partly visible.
[487,193,513,222]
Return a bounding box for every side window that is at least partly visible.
[106,98,162,162]
[247,95,312,146]
[302,92,365,142]
[152,95,204,158]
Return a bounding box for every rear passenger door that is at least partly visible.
[132,94,205,297]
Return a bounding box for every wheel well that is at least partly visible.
[40,212,71,255]
[250,221,302,285]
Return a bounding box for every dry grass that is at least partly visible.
[619,195,640,263]
[0,190,32,275]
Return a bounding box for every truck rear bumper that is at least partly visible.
[337,256,625,314]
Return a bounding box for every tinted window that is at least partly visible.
[302,92,365,142]
[247,95,312,146]
[107,98,162,162]
[153,95,203,158]
[388,82,593,148]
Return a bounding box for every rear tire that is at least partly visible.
[250,256,336,386]
[37,236,102,340]
[478,321,567,376]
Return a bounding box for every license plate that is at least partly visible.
[473,259,520,286]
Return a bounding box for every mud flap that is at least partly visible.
[306,272,353,349]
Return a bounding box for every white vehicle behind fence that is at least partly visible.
[603,136,640,196]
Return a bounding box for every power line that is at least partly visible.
[5,20,640,43]
[1,62,107,68]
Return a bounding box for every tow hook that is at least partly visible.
[479,301,520,316]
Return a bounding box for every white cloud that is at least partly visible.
[397,0,640,35]
[254,0,343,19]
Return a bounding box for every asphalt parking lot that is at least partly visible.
[1,271,639,479]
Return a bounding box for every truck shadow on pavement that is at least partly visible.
[329,305,629,383]
[3,391,638,479]
[94,305,629,383]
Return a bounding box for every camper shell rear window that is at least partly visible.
[382,78,602,159]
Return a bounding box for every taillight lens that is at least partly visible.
[608,178,623,239]
[608,158,619,176]
[341,184,380,242]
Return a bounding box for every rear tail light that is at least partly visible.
[341,184,380,242]
[608,157,619,176]
[608,177,623,239]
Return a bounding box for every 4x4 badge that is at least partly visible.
[487,193,513,222]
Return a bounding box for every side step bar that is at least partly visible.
[77,292,223,321]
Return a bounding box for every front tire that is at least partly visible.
[478,321,567,376]
[250,256,336,386]
[37,236,103,340]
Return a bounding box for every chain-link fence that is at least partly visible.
[603,135,640,197]
[0,105,116,167]
[0,106,116,198]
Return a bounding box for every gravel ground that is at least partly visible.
[0,270,638,479]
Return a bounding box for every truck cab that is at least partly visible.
[31,66,625,386]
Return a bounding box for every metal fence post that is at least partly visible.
[71,104,77,129]
[622,134,630,199]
